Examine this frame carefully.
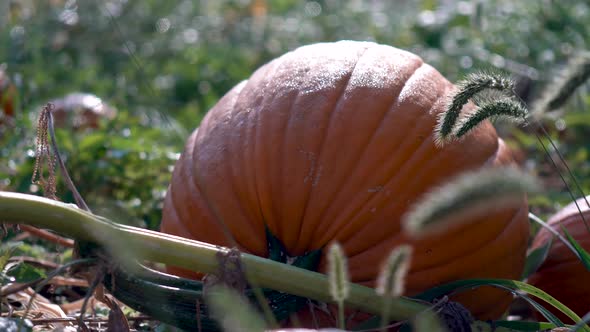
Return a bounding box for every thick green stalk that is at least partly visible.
[0,191,427,320]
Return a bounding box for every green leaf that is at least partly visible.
[291,248,322,271]
[529,212,583,266]
[491,284,563,327]
[154,323,181,332]
[78,132,108,152]
[6,262,47,283]
[562,227,590,271]
[265,226,287,264]
[521,236,552,279]
[0,242,22,271]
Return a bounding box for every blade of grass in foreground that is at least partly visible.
[493,320,572,331]
[206,285,268,332]
[529,212,590,272]
[572,312,590,332]
[414,278,589,331]
[493,284,563,327]
[521,236,552,279]
[403,168,539,237]
[562,227,590,271]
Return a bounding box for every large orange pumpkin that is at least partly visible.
[527,196,590,321]
[160,41,529,322]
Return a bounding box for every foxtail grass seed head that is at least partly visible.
[532,52,590,118]
[328,242,350,303]
[414,310,448,332]
[403,167,540,237]
[206,285,267,332]
[376,245,412,298]
[455,98,528,138]
[436,71,515,145]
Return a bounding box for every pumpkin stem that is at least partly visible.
[0,191,430,325]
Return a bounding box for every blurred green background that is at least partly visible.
[0,0,589,230]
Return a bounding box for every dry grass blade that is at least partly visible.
[103,294,131,332]
[5,287,74,331]
[17,225,75,248]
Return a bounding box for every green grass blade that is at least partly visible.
[529,212,582,261]
[414,278,589,331]
[562,226,590,271]
[491,284,563,327]
[573,312,590,332]
[521,236,552,279]
[493,320,568,331]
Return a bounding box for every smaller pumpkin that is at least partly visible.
[527,196,590,321]
[49,92,117,130]
[0,64,17,127]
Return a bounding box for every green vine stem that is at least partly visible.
[0,191,427,321]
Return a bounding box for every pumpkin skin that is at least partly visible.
[0,65,16,127]
[527,197,590,321]
[160,41,529,322]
